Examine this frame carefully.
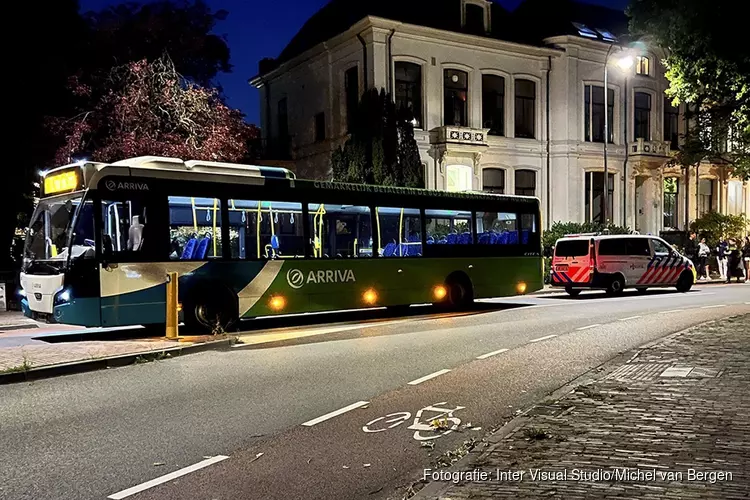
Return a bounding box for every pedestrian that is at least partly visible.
[743,236,750,283]
[685,231,698,267]
[697,237,710,280]
[726,238,743,284]
[716,238,729,280]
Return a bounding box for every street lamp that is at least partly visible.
[603,46,634,225]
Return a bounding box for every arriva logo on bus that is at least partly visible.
[286,268,356,289]
[105,180,150,191]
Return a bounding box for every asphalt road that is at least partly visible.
[1,284,748,500]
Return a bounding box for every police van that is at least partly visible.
[550,233,696,296]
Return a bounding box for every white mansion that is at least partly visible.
[250,0,749,235]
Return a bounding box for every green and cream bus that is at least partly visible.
[20,156,543,332]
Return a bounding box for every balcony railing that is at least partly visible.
[430,126,490,147]
[247,137,292,161]
[630,138,671,157]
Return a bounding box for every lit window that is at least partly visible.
[446,164,472,192]
[444,69,469,127]
[636,56,650,76]
[572,22,598,38]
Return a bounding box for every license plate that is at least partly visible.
[556,264,569,271]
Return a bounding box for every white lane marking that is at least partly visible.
[744,302,750,305]
[476,348,509,360]
[529,334,557,343]
[701,304,726,309]
[301,401,370,427]
[107,455,229,499]
[660,309,684,314]
[407,369,452,386]
[619,316,642,321]
[576,324,601,331]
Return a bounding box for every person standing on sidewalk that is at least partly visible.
[716,238,729,280]
[742,236,750,282]
[726,238,743,283]
[697,238,710,280]
[685,231,698,267]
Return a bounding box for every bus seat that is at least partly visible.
[427,236,435,245]
[490,232,499,245]
[383,242,397,257]
[478,233,490,245]
[438,237,447,244]
[181,238,197,259]
[446,233,458,245]
[459,232,472,245]
[497,232,508,245]
[271,234,280,250]
[508,231,519,245]
[195,237,211,259]
[521,230,530,245]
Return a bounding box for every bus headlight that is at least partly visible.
[55,289,72,304]
[18,288,26,297]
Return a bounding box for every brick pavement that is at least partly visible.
[415,314,750,499]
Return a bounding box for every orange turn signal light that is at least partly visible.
[269,295,286,311]
[362,288,378,305]
[433,285,448,300]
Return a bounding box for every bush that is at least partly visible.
[690,212,748,248]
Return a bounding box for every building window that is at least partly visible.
[585,172,615,224]
[482,75,505,136]
[663,178,679,229]
[314,112,326,142]
[277,98,288,139]
[444,69,468,127]
[514,79,536,139]
[584,85,614,143]
[727,180,743,215]
[394,62,422,128]
[345,66,359,132]
[635,56,650,76]
[446,164,472,192]
[515,169,536,196]
[464,3,486,34]
[482,168,505,194]
[634,92,651,140]
[698,179,714,217]
[664,97,679,150]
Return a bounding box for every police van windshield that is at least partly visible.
[24,193,95,266]
[554,240,589,257]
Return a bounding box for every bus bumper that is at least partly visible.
[53,297,102,327]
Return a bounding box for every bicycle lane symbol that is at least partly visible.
[362,402,465,441]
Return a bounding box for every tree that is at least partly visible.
[628,0,750,180]
[49,55,257,164]
[332,88,424,188]
[84,0,231,86]
[690,212,748,246]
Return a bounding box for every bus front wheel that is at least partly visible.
[445,273,474,309]
[184,288,238,334]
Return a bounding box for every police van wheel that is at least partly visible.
[676,272,694,293]
[565,287,581,297]
[606,275,625,296]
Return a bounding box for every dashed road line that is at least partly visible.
[619,316,642,321]
[701,304,726,309]
[576,324,601,331]
[529,334,557,343]
[476,348,509,360]
[301,401,370,427]
[107,455,229,499]
[660,309,684,314]
[408,369,452,385]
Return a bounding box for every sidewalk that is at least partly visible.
[0,310,39,331]
[414,314,750,499]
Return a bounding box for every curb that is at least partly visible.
[409,315,742,499]
[0,323,40,332]
[0,338,233,385]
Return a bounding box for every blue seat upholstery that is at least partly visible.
[521,230,530,245]
[181,238,197,260]
[458,232,472,245]
[446,233,458,245]
[195,236,211,259]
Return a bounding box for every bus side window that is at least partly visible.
[167,196,223,260]
[228,200,304,260]
[375,207,422,257]
[476,211,518,245]
[308,203,372,258]
[425,209,472,245]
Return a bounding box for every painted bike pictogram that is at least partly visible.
[362,402,465,441]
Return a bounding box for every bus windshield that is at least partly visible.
[24,193,95,266]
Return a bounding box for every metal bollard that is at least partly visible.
[166,272,179,339]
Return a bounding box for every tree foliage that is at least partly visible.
[690,212,748,245]
[49,56,257,164]
[332,88,424,188]
[628,0,750,179]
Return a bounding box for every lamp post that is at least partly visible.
[603,47,634,225]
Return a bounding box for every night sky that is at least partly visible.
[80,0,628,125]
